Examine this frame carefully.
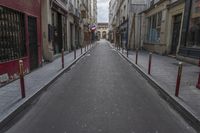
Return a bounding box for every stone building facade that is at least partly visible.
[42,0,97,61]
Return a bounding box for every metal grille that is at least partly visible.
[0,6,26,63]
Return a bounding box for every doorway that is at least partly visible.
[70,23,74,50]
[171,14,182,55]
[28,16,38,71]
[52,11,62,54]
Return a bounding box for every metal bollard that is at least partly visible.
[175,62,183,97]
[127,48,129,58]
[74,46,76,60]
[81,45,83,54]
[19,60,25,98]
[62,48,64,68]
[196,58,200,89]
[135,49,138,65]
[148,52,152,75]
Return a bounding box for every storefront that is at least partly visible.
[51,1,68,54]
[166,0,184,55]
[143,0,169,55]
[0,0,42,83]
[179,0,200,59]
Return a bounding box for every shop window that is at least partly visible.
[186,0,200,48]
[0,6,26,63]
[146,11,162,43]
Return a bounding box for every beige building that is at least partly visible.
[97,23,109,39]
[41,0,69,61]
[41,0,96,61]
[109,0,146,49]
[108,0,118,43]
[109,0,199,63]
[142,0,185,55]
[166,0,184,55]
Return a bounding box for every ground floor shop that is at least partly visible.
[0,0,42,83]
[41,0,68,62]
[178,0,200,63]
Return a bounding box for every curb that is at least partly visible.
[114,48,200,132]
[0,45,95,130]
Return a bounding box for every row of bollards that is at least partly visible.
[19,43,92,99]
[115,45,199,97]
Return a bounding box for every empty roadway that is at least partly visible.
[1,40,196,133]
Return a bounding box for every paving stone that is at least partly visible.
[120,49,200,117]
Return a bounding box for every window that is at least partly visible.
[186,0,200,47]
[0,6,26,63]
[146,11,162,43]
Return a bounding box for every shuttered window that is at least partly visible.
[0,6,26,63]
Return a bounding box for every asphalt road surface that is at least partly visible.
[2,40,196,133]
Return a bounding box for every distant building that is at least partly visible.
[109,0,146,49]
[109,0,200,64]
[97,23,109,40]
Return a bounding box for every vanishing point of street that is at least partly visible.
[2,40,195,133]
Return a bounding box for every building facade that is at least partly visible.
[0,0,42,83]
[42,0,79,61]
[142,0,184,55]
[97,23,109,40]
[108,0,118,43]
[109,0,146,50]
[178,0,200,63]
[0,0,97,84]
[142,0,199,63]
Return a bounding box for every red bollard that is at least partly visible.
[126,46,129,58]
[19,60,25,98]
[196,58,200,89]
[61,48,64,68]
[148,52,152,75]
[175,62,183,97]
[135,49,138,65]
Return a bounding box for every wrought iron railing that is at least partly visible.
[0,6,26,63]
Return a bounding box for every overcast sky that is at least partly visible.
[97,0,109,23]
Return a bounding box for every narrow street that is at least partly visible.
[2,40,195,133]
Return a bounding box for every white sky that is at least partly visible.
[97,0,109,22]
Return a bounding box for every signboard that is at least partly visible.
[0,73,9,83]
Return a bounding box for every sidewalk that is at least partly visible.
[0,46,92,127]
[110,44,200,128]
